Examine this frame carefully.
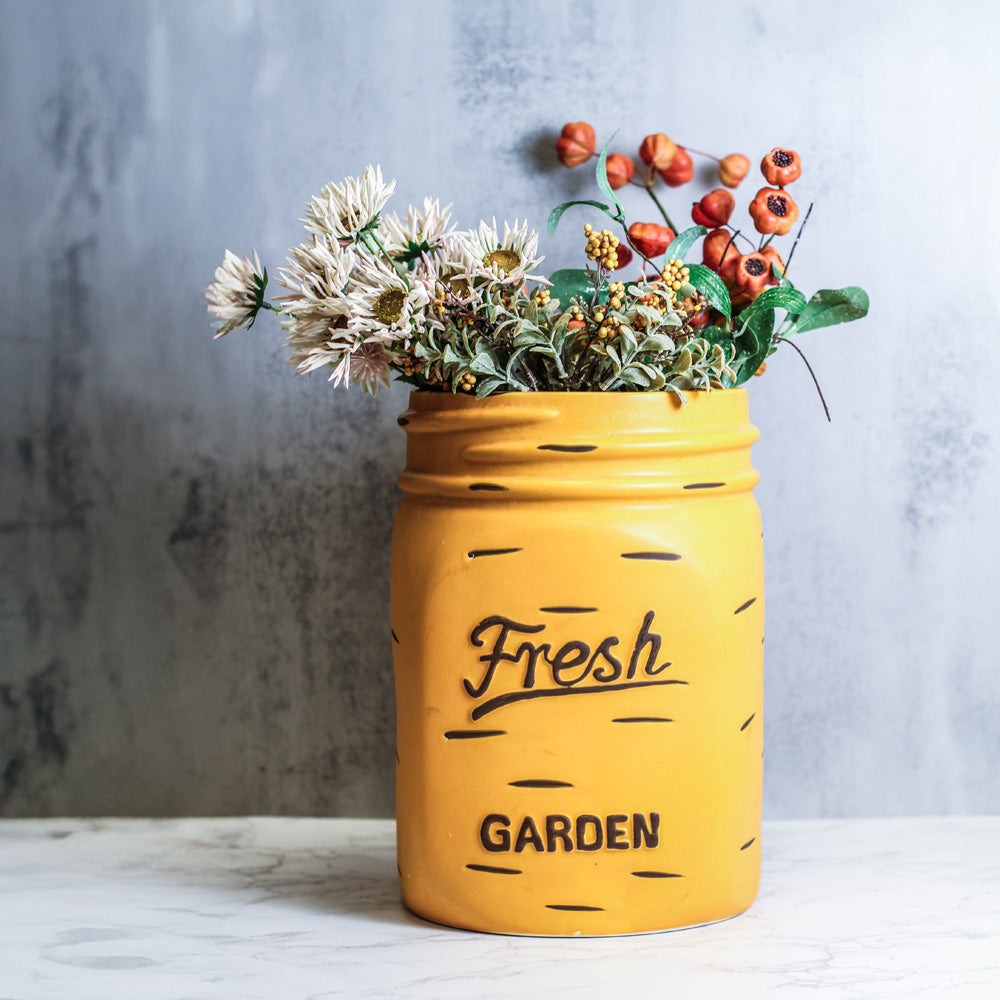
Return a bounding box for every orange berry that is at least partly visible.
[691,188,735,228]
[733,253,771,296]
[749,188,799,236]
[718,153,750,188]
[555,121,596,168]
[760,147,801,187]
[658,146,693,187]
[605,153,635,190]
[627,221,675,258]
[702,228,740,272]
[638,133,677,171]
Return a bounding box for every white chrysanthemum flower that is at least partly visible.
[206,249,265,337]
[275,239,356,339]
[302,164,396,241]
[346,251,429,344]
[349,341,393,395]
[457,218,544,286]
[410,246,475,321]
[282,314,353,379]
[381,198,456,259]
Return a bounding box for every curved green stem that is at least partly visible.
[644,181,679,234]
[363,229,411,287]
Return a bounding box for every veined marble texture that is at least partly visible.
[1,817,998,999]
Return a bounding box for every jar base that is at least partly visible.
[400,896,758,938]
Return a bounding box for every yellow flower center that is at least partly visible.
[374,289,406,325]
[483,249,522,275]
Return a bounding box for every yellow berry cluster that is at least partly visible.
[400,357,423,378]
[594,309,621,340]
[640,291,671,315]
[534,287,551,307]
[584,223,620,269]
[607,281,626,310]
[660,258,690,292]
[458,372,477,392]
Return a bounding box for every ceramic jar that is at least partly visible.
[391,388,763,935]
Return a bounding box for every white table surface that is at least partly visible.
[1,816,997,999]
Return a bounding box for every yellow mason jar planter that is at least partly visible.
[391,388,763,935]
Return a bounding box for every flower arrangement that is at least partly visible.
[207,129,867,408]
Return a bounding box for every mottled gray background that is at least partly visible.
[1,0,997,818]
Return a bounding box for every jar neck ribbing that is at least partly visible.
[397,390,759,502]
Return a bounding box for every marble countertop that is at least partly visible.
[1,817,998,999]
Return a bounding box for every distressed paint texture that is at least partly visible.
[1,0,998,817]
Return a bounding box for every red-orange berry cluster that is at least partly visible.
[555,124,806,310]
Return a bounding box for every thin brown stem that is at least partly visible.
[682,147,721,163]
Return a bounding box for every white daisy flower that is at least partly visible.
[346,251,429,344]
[275,239,355,340]
[302,164,396,241]
[205,249,266,337]
[381,197,456,260]
[348,341,393,395]
[457,218,544,286]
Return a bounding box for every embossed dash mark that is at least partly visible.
[683,482,726,490]
[740,713,755,731]
[397,416,409,426]
[468,547,522,559]
[621,551,682,561]
[613,717,673,724]
[740,837,756,851]
[444,729,507,740]
[734,598,757,615]
[546,904,604,912]
[468,483,508,492]
[391,628,399,644]
[508,779,574,789]
[630,871,683,879]
[539,606,598,614]
[537,444,598,453]
[466,864,522,875]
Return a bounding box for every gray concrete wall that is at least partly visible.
[2,0,997,818]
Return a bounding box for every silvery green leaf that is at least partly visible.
[475,377,506,398]
[469,352,501,377]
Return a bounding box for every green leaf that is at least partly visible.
[791,287,870,333]
[734,308,775,386]
[663,225,707,262]
[700,325,733,349]
[686,264,732,319]
[547,268,595,306]
[595,133,625,222]
[736,285,807,332]
[548,199,616,235]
